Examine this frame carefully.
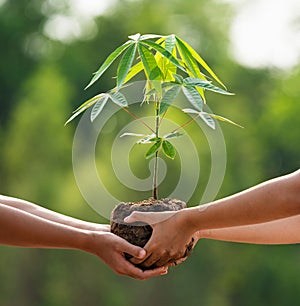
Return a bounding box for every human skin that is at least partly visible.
[0,196,167,280]
[125,169,300,268]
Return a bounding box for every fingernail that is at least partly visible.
[161,270,168,275]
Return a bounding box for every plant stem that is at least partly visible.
[153,151,159,200]
[152,100,160,200]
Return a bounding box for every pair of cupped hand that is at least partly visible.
[125,209,197,269]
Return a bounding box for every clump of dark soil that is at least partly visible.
[110,198,194,268]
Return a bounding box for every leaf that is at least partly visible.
[85,41,133,89]
[173,74,184,84]
[140,34,163,40]
[90,94,109,122]
[199,112,216,130]
[175,38,206,101]
[154,41,172,81]
[123,61,143,84]
[120,132,147,138]
[159,85,181,115]
[176,36,226,88]
[72,93,105,113]
[117,43,137,89]
[145,140,162,159]
[163,132,184,139]
[182,108,201,115]
[162,140,176,159]
[128,33,141,41]
[138,43,162,80]
[65,107,87,126]
[205,113,243,128]
[184,78,233,95]
[137,135,160,144]
[141,40,186,73]
[109,92,128,107]
[182,86,204,111]
[162,81,177,89]
[65,94,103,125]
[164,34,176,53]
[175,37,202,78]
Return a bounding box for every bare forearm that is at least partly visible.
[0,195,107,231]
[0,204,90,249]
[198,215,300,244]
[186,170,300,232]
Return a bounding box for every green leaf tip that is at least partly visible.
[162,140,176,159]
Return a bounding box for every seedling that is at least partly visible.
[66,33,239,200]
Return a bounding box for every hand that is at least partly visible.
[125,209,196,269]
[86,231,168,280]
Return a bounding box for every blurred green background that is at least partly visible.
[0,0,299,305]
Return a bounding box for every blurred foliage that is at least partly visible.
[0,0,299,305]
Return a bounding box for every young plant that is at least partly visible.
[66,33,240,200]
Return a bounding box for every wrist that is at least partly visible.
[74,229,96,253]
[179,208,200,236]
[196,229,211,239]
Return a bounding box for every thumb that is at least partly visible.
[124,211,177,225]
[118,238,147,259]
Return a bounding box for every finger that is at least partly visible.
[139,267,168,279]
[124,211,177,226]
[130,252,151,265]
[100,224,110,232]
[167,256,187,267]
[120,258,168,280]
[155,253,177,267]
[140,251,165,269]
[116,236,147,260]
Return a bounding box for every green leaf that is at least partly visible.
[123,61,143,83]
[65,94,103,125]
[117,43,137,89]
[184,78,233,95]
[164,34,176,53]
[159,85,181,115]
[162,140,176,159]
[137,135,160,144]
[163,132,184,139]
[140,34,163,40]
[182,86,204,111]
[141,40,186,73]
[145,87,157,96]
[145,140,162,159]
[128,33,141,41]
[109,92,128,107]
[175,37,201,78]
[65,107,87,126]
[199,113,216,129]
[90,94,109,122]
[173,74,184,84]
[72,93,105,113]
[182,108,201,115]
[85,41,133,89]
[138,43,163,80]
[204,113,243,128]
[120,132,147,137]
[176,36,226,88]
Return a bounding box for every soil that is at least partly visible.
[110,198,194,269]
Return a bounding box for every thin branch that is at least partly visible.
[171,114,200,133]
[122,107,155,133]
